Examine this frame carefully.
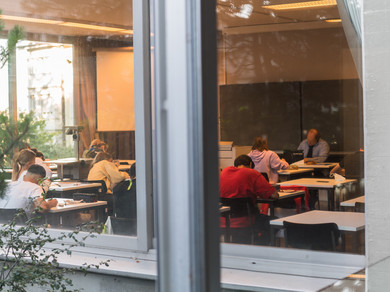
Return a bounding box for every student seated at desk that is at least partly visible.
[248,136,289,184]
[220,155,278,244]
[83,139,107,159]
[298,129,329,163]
[30,148,52,179]
[88,152,130,194]
[0,165,57,216]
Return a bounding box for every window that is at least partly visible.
[0,0,153,253]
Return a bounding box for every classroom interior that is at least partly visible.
[0,0,364,254]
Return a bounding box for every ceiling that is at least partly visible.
[0,0,341,38]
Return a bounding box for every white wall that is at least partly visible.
[363,0,390,290]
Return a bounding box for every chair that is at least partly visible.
[283,150,303,164]
[112,179,137,236]
[80,179,108,194]
[220,197,259,244]
[260,172,269,182]
[0,209,28,225]
[355,202,365,213]
[283,221,341,251]
[81,179,112,217]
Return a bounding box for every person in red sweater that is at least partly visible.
[220,155,279,244]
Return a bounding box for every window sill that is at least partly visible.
[50,245,364,292]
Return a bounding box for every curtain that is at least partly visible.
[73,37,97,153]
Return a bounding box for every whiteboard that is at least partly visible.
[96,49,134,131]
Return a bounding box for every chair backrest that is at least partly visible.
[81,179,108,194]
[220,197,256,219]
[260,172,269,182]
[0,208,28,224]
[283,221,340,251]
[113,179,137,219]
[283,150,304,164]
[355,202,365,213]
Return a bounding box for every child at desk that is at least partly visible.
[87,152,129,194]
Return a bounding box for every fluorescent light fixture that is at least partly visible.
[0,14,133,34]
[325,18,342,23]
[0,15,61,25]
[59,22,123,32]
[119,29,134,34]
[262,0,337,10]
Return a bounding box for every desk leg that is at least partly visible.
[270,226,276,246]
[270,202,275,217]
[328,189,335,211]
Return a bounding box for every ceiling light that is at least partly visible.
[0,15,61,25]
[325,18,342,23]
[59,22,123,32]
[0,14,132,34]
[262,0,337,10]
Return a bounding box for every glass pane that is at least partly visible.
[217,0,364,254]
[0,0,138,238]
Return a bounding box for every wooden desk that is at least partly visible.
[48,181,103,198]
[278,168,314,182]
[257,190,305,217]
[270,210,365,253]
[278,178,356,211]
[46,199,107,227]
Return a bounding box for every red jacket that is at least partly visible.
[220,166,275,228]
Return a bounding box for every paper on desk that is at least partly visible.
[333,173,346,181]
[292,160,304,166]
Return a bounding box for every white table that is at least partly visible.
[278,178,356,211]
[292,161,338,169]
[340,196,365,211]
[257,190,305,217]
[48,181,103,198]
[278,168,314,181]
[270,210,365,253]
[47,199,107,227]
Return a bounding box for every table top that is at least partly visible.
[292,161,338,169]
[278,168,314,175]
[270,210,365,232]
[48,199,107,213]
[220,206,230,213]
[278,178,356,189]
[256,190,305,204]
[49,181,102,191]
[340,196,365,207]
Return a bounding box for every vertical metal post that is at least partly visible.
[154,0,219,290]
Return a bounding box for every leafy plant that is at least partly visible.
[0,211,109,292]
[0,9,24,69]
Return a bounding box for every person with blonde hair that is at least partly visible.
[87,152,129,193]
[11,149,36,181]
[248,136,289,184]
[82,139,107,159]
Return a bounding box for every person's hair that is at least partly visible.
[27,164,46,179]
[12,149,36,181]
[308,129,320,142]
[89,139,106,149]
[234,155,254,168]
[129,163,136,179]
[91,151,112,167]
[251,136,269,151]
[30,148,45,159]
